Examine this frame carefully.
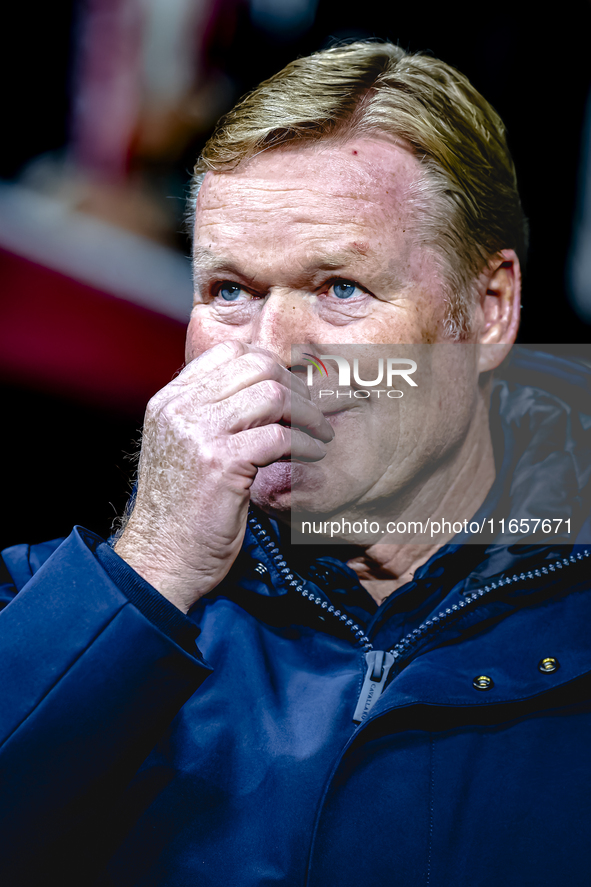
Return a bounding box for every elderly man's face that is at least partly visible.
[187,138,485,518]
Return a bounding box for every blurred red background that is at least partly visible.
[2,0,591,546]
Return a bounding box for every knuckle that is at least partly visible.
[145,392,170,424]
[199,438,224,468]
[176,357,194,374]
[249,352,278,376]
[259,378,285,404]
[213,339,247,361]
[214,398,241,430]
[224,433,247,462]
[146,393,160,416]
[146,381,175,409]
[184,340,246,379]
[266,423,288,448]
[149,397,194,440]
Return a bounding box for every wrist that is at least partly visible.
[114,533,201,614]
[96,543,200,650]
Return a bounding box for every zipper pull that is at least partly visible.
[352,651,396,724]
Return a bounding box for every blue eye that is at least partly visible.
[219,283,243,301]
[331,281,359,299]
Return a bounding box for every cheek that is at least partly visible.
[185,315,212,363]
[184,310,248,363]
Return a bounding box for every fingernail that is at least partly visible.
[322,420,335,440]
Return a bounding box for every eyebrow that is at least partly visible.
[192,246,242,277]
[313,242,372,270]
[192,242,373,277]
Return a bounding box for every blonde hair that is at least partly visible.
[188,41,528,337]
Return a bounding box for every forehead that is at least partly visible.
[193,137,423,251]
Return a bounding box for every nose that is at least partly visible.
[250,289,314,367]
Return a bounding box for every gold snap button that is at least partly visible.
[473,675,494,690]
[538,657,559,673]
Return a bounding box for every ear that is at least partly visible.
[475,249,521,373]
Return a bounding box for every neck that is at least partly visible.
[346,423,496,605]
[265,393,497,607]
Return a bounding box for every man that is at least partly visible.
[1,41,590,887]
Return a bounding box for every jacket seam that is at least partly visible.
[0,600,130,753]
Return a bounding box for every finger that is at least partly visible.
[184,350,310,403]
[211,381,334,442]
[180,339,251,377]
[181,342,307,390]
[147,342,299,414]
[226,424,327,467]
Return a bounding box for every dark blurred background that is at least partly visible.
[2,0,591,548]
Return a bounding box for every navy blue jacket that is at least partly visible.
[1,348,591,886]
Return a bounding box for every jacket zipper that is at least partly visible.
[247,513,590,723]
[248,513,373,649]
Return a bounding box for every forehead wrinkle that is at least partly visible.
[194,236,375,273]
[223,139,410,191]
[200,136,423,209]
[200,196,388,225]
[200,173,400,217]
